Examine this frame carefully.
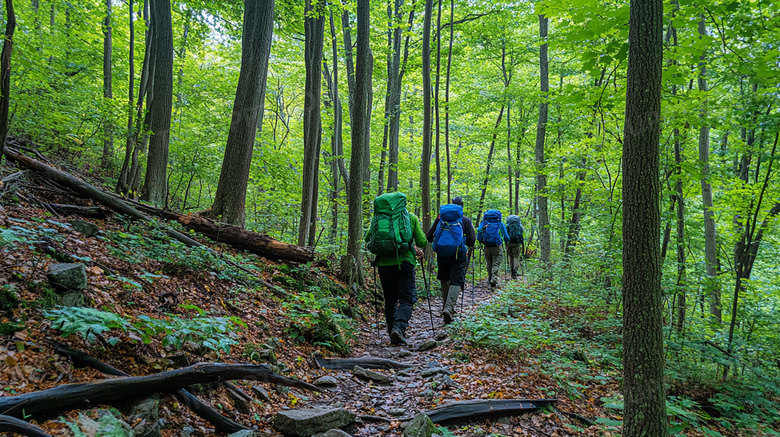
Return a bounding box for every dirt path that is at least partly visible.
[309,275,516,436]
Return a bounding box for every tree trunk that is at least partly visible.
[444,0,454,201]
[343,0,371,287]
[378,0,403,196]
[117,0,136,194]
[142,0,173,206]
[0,0,16,167]
[298,0,325,246]
[674,131,686,332]
[100,0,113,171]
[208,0,275,227]
[621,0,667,432]
[420,0,434,231]
[475,106,505,224]
[434,0,442,209]
[535,15,551,267]
[697,17,721,323]
[387,5,415,193]
[341,9,356,124]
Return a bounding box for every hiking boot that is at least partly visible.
[443,311,453,325]
[390,328,406,345]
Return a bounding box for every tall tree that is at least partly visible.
[209,0,275,226]
[142,0,174,206]
[324,9,347,243]
[697,17,721,322]
[344,0,370,287]
[298,0,325,246]
[535,14,551,266]
[420,0,434,231]
[100,0,113,171]
[0,0,15,166]
[621,0,667,433]
[387,4,415,193]
[117,0,136,194]
[443,0,454,200]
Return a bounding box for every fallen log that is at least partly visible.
[421,398,558,424]
[51,342,249,433]
[3,147,314,263]
[43,203,111,218]
[0,362,319,420]
[0,415,51,437]
[313,354,415,371]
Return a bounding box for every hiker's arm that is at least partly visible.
[426,218,439,242]
[464,218,477,248]
[412,215,428,249]
[500,223,510,243]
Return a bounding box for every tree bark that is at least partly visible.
[209,0,275,227]
[534,15,551,267]
[0,415,50,437]
[697,17,721,323]
[343,0,371,287]
[117,0,136,194]
[674,131,686,332]
[0,363,319,420]
[387,5,415,193]
[444,0,454,201]
[420,0,434,231]
[434,0,442,209]
[298,0,325,246]
[142,0,173,206]
[423,399,558,425]
[621,0,667,432]
[0,0,16,167]
[100,0,113,171]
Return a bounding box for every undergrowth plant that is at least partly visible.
[44,305,245,356]
[282,286,356,355]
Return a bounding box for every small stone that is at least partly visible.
[314,375,339,388]
[420,367,452,377]
[352,365,390,384]
[435,332,448,341]
[227,431,254,437]
[274,384,290,395]
[417,340,438,351]
[274,407,356,437]
[389,408,407,416]
[313,430,352,437]
[180,426,195,437]
[251,385,271,401]
[47,263,88,292]
[70,219,100,237]
[403,412,438,437]
[397,368,414,377]
[398,349,411,357]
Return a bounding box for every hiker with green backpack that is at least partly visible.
[425,196,476,324]
[506,215,525,279]
[365,192,428,345]
[477,209,510,290]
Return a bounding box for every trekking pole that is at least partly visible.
[471,250,476,308]
[460,250,471,313]
[373,264,381,343]
[420,254,436,336]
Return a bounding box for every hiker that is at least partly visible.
[426,196,476,324]
[506,215,525,279]
[365,192,428,345]
[477,209,510,289]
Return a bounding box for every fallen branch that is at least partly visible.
[43,203,111,218]
[50,342,248,433]
[419,399,558,424]
[3,146,314,263]
[0,362,319,420]
[556,409,595,427]
[0,415,51,437]
[313,354,415,371]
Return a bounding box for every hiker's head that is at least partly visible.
[452,196,463,206]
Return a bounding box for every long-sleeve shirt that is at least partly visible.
[425,216,477,248]
[477,220,510,246]
[364,213,428,267]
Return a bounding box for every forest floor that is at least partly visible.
[0,159,662,437]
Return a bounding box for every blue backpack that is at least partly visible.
[478,209,503,247]
[433,204,465,257]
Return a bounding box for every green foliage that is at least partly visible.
[282,287,356,355]
[43,306,244,355]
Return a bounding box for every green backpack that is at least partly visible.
[367,192,414,257]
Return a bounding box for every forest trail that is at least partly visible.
[305,274,580,436]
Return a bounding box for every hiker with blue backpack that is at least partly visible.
[506,215,525,279]
[477,209,510,289]
[425,196,476,324]
[365,192,428,345]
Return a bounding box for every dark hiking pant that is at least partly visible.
[436,250,468,315]
[378,261,417,336]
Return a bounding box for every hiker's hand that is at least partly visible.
[416,247,424,260]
